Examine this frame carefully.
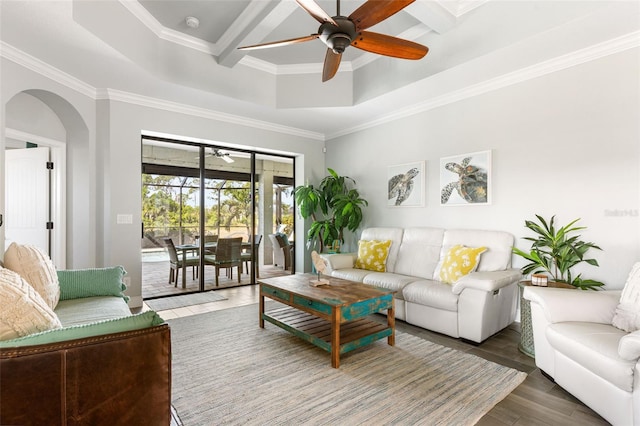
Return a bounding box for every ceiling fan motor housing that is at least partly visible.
[319,16,357,54]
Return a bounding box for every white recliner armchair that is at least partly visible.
[525,273,639,425]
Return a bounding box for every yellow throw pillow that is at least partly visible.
[439,245,487,284]
[354,240,392,272]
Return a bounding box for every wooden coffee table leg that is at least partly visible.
[331,308,341,368]
[388,298,395,346]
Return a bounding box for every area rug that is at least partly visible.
[168,304,526,425]
[145,291,227,311]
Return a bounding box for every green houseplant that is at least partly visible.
[294,168,368,252]
[512,214,604,290]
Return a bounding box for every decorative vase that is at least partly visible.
[327,239,341,254]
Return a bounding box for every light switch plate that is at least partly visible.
[117,214,133,224]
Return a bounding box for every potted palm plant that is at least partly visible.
[294,168,368,252]
[512,214,604,290]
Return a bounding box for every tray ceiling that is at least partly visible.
[1,1,637,139]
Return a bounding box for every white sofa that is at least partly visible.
[524,286,636,425]
[322,227,521,343]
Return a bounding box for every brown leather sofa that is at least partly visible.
[0,323,171,425]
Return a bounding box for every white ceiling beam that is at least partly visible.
[217,0,299,67]
[407,0,458,34]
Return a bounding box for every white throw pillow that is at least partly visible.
[0,268,62,340]
[612,262,640,332]
[4,242,60,309]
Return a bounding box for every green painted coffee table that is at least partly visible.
[259,274,395,368]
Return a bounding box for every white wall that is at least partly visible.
[5,92,66,140]
[326,48,640,289]
[1,58,326,307]
[1,59,97,269]
[2,42,638,305]
[101,100,325,305]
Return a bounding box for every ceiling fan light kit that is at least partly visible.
[237,0,428,82]
[319,18,356,54]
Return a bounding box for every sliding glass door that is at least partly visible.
[141,137,294,299]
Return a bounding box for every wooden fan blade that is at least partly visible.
[351,31,428,59]
[238,34,319,51]
[349,0,415,31]
[322,48,342,82]
[295,0,338,26]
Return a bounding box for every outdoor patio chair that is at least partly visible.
[163,237,200,288]
[203,234,219,255]
[204,237,242,286]
[242,235,262,277]
[269,233,293,272]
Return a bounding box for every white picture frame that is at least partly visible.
[440,150,492,206]
[387,161,425,207]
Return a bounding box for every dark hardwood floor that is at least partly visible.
[379,316,609,425]
[152,284,609,425]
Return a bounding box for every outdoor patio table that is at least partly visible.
[175,241,252,288]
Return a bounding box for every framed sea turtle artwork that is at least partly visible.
[387,161,425,207]
[440,150,492,206]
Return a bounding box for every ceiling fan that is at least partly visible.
[238,0,429,82]
[200,148,234,163]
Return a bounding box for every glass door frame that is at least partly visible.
[142,134,295,296]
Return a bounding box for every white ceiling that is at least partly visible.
[1,1,638,140]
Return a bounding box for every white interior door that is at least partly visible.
[5,147,50,254]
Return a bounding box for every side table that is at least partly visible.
[518,280,574,358]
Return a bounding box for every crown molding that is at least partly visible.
[0,42,96,98]
[279,60,354,75]
[237,56,278,74]
[277,62,326,75]
[238,55,354,76]
[97,89,324,141]
[2,41,323,140]
[4,28,637,144]
[457,0,490,17]
[119,0,430,76]
[328,30,640,140]
[119,0,215,55]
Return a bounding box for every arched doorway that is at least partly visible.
[3,89,89,268]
